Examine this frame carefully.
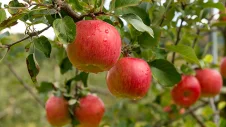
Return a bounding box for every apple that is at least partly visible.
[106,57,152,99]
[220,57,226,78]
[171,75,201,107]
[196,69,223,97]
[67,20,121,73]
[45,96,71,127]
[74,94,105,127]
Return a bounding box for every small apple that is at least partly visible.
[196,69,223,97]
[74,94,105,127]
[220,57,226,78]
[45,96,71,127]
[106,57,152,99]
[67,20,121,73]
[171,75,201,107]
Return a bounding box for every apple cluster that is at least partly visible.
[45,20,152,127]
[171,68,223,107]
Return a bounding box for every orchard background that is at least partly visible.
[0,0,226,127]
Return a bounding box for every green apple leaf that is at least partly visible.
[115,0,141,9]
[60,57,72,74]
[53,16,76,44]
[122,14,154,37]
[26,54,40,84]
[150,59,181,87]
[166,44,200,65]
[37,81,54,93]
[34,36,52,58]
[0,9,6,24]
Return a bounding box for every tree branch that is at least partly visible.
[155,101,209,127]
[209,98,220,126]
[0,25,51,49]
[6,63,45,108]
[171,18,184,64]
[190,111,206,127]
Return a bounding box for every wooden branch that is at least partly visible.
[190,111,206,127]
[0,25,51,49]
[171,18,184,64]
[6,64,45,108]
[209,98,220,126]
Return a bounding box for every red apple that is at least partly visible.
[67,20,121,73]
[45,96,71,127]
[106,57,152,99]
[220,57,226,78]
[171,75,201,107]
[74,94,105,127]
[196,69,223,97]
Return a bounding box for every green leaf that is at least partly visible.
[150,59,181,87]
[33,36,52,58]
[60,57,72,74]
[68,99,77,105]
[122,14,154,37]
[66,72,89,87]
[115,6,150,25]
[53,16,76,44]
[205,121,217,127]
[166,44,200,65]
[26,54,40,84]
[138,26,161,49]
[0,12,25,31]
[203,1,224,11]
[8,0,26,15]
[212,21,226,27]
[37,81,54,93]
[218,101,226,110]
[220,118,226,127]
[115,0,141,9]
[0,10,6,24]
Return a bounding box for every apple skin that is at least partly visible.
[196,69,223,97]
[171,75,201,107]
[74,94,105,127]
[45,96,71,127]
[220,57,226,78]
[67,20,121,73]
[106,57,152,99]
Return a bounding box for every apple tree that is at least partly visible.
[0,0,226,127]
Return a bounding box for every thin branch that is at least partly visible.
[155,101,209,127]
[6,63,45,108]
[171,18,184,64]
[209,98,220,126]
[190,111,206,127]
[0,25,51,49]
[192,29,200,48]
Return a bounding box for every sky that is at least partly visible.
[0,0,220,40]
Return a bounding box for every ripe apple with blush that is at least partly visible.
[106,57,152,100]
[171,75,201,107]
[67,20,121,73]
[74,94,105,127]
[196,68,222,97]
[45,96,71,127]
[220,57,226,78]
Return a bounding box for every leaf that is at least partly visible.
[0,10,6,24]
[60,57,72,74]
[115,6,150,25]
[53,16,76,44]
[115,0,141,9]
[166,44,200,65]
[205,121,217,127]
[138,26,161,49]
[68,99,77,105]
[0,12,25,31]
[8,0,26,15]
[34,36,52,58]
[212,21,226,27]
[150,59,181,87]
[220,118,226,127]
[26,54,40,84]
[122,14,154,37]
[203,1,224,11]
[66,72,89,87]
[37,81,54,93]
[218,101,226,110]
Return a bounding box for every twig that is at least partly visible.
[190,111,206,127]
[155,101,209,127]
[192,29,200,48]
[6,63,45,108]
[209,98,220,126]
[0,25,51,49]
[171,18,184,64]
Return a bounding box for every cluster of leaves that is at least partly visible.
[0,0,226,126]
